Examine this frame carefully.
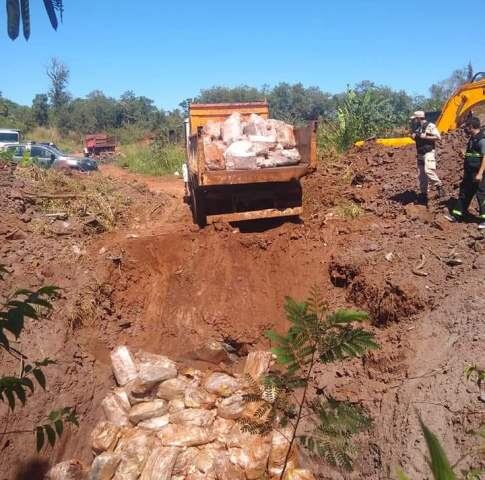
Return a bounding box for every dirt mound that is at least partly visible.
[330,254,425,325]
[1,133,484,480]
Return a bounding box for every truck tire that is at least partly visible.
[190,185,207,227]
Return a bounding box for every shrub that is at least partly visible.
[118,143,185,175]
[242,289,378,477]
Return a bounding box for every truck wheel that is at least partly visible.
[190,185,207,227]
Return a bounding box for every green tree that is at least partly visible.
[6,0,63,40]
[47,57,71,111]
[268,82,335,123]
[32,94,49,127]
[196,85,266,104]
[240,289,378,477]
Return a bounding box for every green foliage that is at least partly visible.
[0,285,59,349]
[47,57,71,112]
[267,292,377,373]
[0,270,76,450]
[300,397,372,471]
[318,84,412,155]
[32,94,49,127]
[0,149,14,163]
[242,288,377,477]
[420,418,457,480]
[36,407,78,451]
[396,418,484,480]
[118,142,185,175]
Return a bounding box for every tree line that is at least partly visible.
[0,59,475,145]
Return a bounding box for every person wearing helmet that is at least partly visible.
[410,111,444,205]
[446,116,485,229]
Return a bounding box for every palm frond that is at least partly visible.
[7,0,20,40]
[20,0,30,39]
[42,0,58,30]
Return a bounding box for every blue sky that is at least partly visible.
[1,0,483,109]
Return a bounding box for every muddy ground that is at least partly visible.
[0,134,483,479]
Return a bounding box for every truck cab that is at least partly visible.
[0,129,20,148]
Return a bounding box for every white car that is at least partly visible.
[0,129,20,148]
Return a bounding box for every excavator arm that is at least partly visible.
[355,72,485,148]
[436,72,485,131]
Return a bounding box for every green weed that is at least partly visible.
[117,143,184,176]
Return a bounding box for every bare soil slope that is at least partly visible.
[0,133,483,479]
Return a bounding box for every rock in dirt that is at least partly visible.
[284,468,317,480]
[221,113,244,145]
[214,454,245,480]
[268,119,296,148]
[168,398,185,413]
[128,400,168,424]
[170,408,217,427]
[101,393,130,427]
[224,140,258,170]
[137,414,170,430]
[156,377,190,400]
[139,446,179,480]
[191,341,230,364]
[114,428,161,479]
[269,425,297,475]
[217,393,245,419]
[88,452,121,480]
[156,424,215,447]
[111,346,138,386]
[203,121,222,140]
[46,460,88,480]
[173,447,199,476]
[204,141,226,171]
[243,351,273,380]
[204,372,239,397]
[184,386,217,408]
[135,351,178,387]
[212,417,236,443]
[112,387,131,411]
[91,421,121,454]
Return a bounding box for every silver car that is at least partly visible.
[4,143,98,171]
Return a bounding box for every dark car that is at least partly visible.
[4,143,98,171]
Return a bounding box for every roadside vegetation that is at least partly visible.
[118,142,185,176]
[0,62,475,176]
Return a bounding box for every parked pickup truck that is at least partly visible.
[185,101,317,226]
[0,129,20,148]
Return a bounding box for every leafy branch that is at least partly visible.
[0,267,77,450]
[36,407,79,451]
[241,287,378,478]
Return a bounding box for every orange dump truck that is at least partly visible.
[185,101,317,226]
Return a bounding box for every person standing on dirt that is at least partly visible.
[411,111,444,204]
[446,116,485,229]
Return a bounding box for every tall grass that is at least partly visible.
[28,127,83,153]
[117,143,185,176]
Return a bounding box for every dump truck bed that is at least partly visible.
[185,102,317,225]
[187,102,317,186]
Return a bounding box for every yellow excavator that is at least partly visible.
[356,72,485,147]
